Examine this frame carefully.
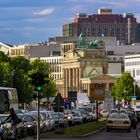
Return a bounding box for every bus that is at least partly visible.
[0,87,18,113]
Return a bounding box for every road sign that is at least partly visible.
[132,95,137,101]
[64,101,71,110]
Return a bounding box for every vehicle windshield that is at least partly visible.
[78,108,92,112]
[51,112,64,119]
[136,111,140,116]
[0,116,8,122]
[109,113,128,119]
[22,115,34,122]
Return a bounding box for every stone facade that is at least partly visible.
[59,42,109,97]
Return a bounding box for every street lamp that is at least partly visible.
[133,81,136,96]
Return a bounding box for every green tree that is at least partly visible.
[110,72,134,101]
[0,62,12,87]
[10,56,32,104]
[0,51,10,62]
[29,59,57,99]
[10,56,31,73]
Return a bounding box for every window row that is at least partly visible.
[125,61,140,66]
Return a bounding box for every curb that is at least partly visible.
[39,126,106,138]
[82,126,106,137]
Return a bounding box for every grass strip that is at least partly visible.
[41,120,106,137]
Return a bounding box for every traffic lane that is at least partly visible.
[86,128,138,140]
[22,124,139,140]
[40,129,137,140]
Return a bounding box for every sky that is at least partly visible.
[1,0,140,45]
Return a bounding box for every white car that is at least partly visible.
[73,112,83,124]
[100,109,109,118]
[106,112,131,132]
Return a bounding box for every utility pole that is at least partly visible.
[134,81,136,96]
[37,91,40,140]
[28,72,50,140]
[96,100,98,124]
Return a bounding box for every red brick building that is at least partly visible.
[63,9,137,44]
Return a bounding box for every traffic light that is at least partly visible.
[29,72,49,91]
[64,98,69,102]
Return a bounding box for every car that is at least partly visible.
[100,109,109,118]
[19,114,37,135]
[27,111,45,133]
[73,112,83,124]
[0,114,26,139]
[0,114,12,140]
[124,110,137,129]
[50,112,67,128]
[134,109,140,122]
[106,112,131,132]
[67,113,74,126]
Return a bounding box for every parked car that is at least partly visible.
[106,112,131,132]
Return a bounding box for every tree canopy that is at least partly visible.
[0,51,57,104]
[110,72,135,101]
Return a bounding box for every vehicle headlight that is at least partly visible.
[68,116,71,119]
[27,124,32,128]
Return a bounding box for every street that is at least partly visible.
[39,126,138,140]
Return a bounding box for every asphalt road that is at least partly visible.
[22,124,140,140]
[39,127,138,140]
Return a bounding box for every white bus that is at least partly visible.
[0,87,18,113]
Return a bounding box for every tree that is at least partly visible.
[29,59,57,99]
[10,56,31,73]
[10,56,32,104]
[0,51,10,62]
[110,72,134,102]
[0,62,12,87]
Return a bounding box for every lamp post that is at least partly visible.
[134,81,136,96]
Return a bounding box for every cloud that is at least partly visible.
[33,7,54,16]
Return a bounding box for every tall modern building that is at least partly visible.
[63,8,137,44]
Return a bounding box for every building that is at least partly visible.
[124,54,140,86]
[9,43,60,60]
[57,38,118,99]
[0,42,13,55]
[30,56,63,81]
[63,8,137,44]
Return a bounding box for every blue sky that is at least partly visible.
[0,0,140,45]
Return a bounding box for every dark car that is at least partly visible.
[125,110,137,129]
[20,114,37,136]
[134,110,140,122]
[0,114,26,139]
